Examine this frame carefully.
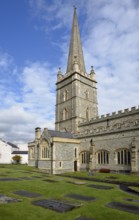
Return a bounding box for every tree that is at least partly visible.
[12,155,22,164]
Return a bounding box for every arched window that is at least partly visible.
[97,150,109,164]
[75,148,77,158]
[41,140,49,159]
[63,90,68,101]
[116,149,130,165]
[86,107,89,120]
[63,108,68,120]
[80,151,90,164]
[29,147,35,159]
[85,90,89,99]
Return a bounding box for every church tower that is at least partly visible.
[55,7,98,133]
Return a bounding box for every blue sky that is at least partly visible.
[0,0,139,143]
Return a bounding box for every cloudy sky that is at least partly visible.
[0,0,139,144]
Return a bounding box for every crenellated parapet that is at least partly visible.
[77,105,139,137]
[80,106,139,124]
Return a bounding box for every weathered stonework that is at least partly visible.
[28,8,139,174]
[28,128,80,174]
[55,71,98,133]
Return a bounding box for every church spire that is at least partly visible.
[66,7,86,75]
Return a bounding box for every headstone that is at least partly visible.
[107,201,139,215]
[32,199,78,212]
[13,190,42,198]
[88,184,113,190]
[65,194,96,201]
[0,178,20,181]
[0,194,22,204]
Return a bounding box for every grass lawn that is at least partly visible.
[0,165,139,220]
[62,170,139,184]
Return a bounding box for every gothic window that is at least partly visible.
[75,148,77,158]
[86,107,89,120]
[97,150,109,164]
[63,90,68,101]
[80,151,90,164]
[59,161,62,167]
[63,108,68,120]
[29,147,35,159]
[85,90,89,99]
[41,140,49,159]
[116,149,130,165]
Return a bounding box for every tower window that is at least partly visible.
[63,90,68,101]
[63,108,68,120]
[86,107,89,120]
[85,90,89,99]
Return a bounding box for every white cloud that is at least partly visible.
[82,0,139,114]
[0,58,56,143]
[0,51,13,69]
[0,0,139,143]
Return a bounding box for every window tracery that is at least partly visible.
[41,140,49,159]
[115,149,130,165]
[96,150,109,164]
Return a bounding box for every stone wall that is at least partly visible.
[78,124,139,173]
[56,71,98,133]
[53,141,79,174]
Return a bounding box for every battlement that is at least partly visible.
[98,106,138,120]
[80,106,139,125]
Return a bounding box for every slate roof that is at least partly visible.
[48,130,75,139]
[12,151,28,155]
[7,142,18,149]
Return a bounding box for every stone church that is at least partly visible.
[28,8,139,174]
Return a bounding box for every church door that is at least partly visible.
[74,160,77,171]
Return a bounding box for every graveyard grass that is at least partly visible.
[0,165,139,220]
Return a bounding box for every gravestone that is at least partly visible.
[88,184,113,190]
[66,181,86,185]
[120,185,139,196]
[107,201,139,215]
[32,199,78,212]
[75,217,95,220]
[65,194,96,201]
[124,198,139,203]
[0,178,20,181]
[43,179,57,183]
[13,190,42,198]
[0,194,22,204]
[20,177,34,180]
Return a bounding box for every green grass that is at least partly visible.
[0,165,139,220]
[62,170,139,183]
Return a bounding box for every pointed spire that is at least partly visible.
[66,7,86,74]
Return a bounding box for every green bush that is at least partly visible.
[12,155,22,164]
